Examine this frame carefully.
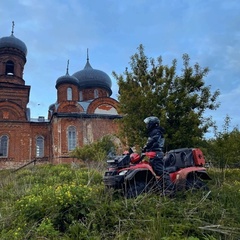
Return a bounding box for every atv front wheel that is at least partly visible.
[124,181,149,198]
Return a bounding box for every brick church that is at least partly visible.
[0,25,121,169]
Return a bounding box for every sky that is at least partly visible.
[0,0,239,136]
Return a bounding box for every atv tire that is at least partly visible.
[124,181,148,198]
[186,174,209,192]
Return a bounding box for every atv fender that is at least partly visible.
[176,167,211,182]
[125,168,156,182]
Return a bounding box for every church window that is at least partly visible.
[0,135,8,157]
[68,126,76,151]
[36,136,44,158]
[5,60,14,75]
[67,87,72,100]
[94,89,99,98]
[79,91,83,101]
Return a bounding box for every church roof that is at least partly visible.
[55,60,79,88]
[0,34,27,56]
[55,62,79,89]
[0,22,27,56]
[72,58,112,96]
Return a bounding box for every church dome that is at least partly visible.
[72,59,112,96]
[55,73,79,88]
[55,61,79,88]
[0,33,27,56]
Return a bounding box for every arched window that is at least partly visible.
[5,60,14,75]
[68,126,76,151]
[79,91,83,101]
[67,87,72,100]
[94,89,99,98]
[36,136,44,158]
[0,135,8,157]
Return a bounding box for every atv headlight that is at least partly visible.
[119,170,128,175]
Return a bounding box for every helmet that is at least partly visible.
[144,116,160,130]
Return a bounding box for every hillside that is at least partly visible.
[0,164,240,239]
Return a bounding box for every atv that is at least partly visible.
[103,148,211,198]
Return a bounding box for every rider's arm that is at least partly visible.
[143,131,161,151]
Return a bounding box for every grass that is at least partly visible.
[0,164,240,239]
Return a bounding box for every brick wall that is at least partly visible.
[0,121,50,169]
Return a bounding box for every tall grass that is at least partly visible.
[0,164,240,239]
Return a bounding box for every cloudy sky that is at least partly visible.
[0,0,239,135]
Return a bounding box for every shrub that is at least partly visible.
[71,135,116,162]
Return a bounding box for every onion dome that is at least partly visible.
[0,22,27,56]
[72,55,112,96]
[55,60,79,88]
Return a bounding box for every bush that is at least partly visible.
[0,164,103,239]
[71,135,116,162]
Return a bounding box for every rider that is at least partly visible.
[142,116,174,195]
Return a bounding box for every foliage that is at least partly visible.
[0,164,240,239]
[113,44,220,149]
[0,164,103,239]
[206,115,240,168]
[71,135,116,162]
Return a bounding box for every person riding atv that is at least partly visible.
[143,116,175,195]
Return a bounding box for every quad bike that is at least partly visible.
[103,148,211,198]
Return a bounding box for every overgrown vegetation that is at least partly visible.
[71,135,117,162]
[205,116,240,168]
[0,163,240,239]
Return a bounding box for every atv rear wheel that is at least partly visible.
[186,173,209,192]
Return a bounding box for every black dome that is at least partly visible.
[72,60,112,95]
[0,34,27,56]
[55,72,79,89]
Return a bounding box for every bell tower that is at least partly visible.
[0,22,30,121]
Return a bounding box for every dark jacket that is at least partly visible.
[143,126,165,152]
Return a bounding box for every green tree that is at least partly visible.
[114,44,220,150]
[207,115,240,168]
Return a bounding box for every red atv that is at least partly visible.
[103,148,211,198]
